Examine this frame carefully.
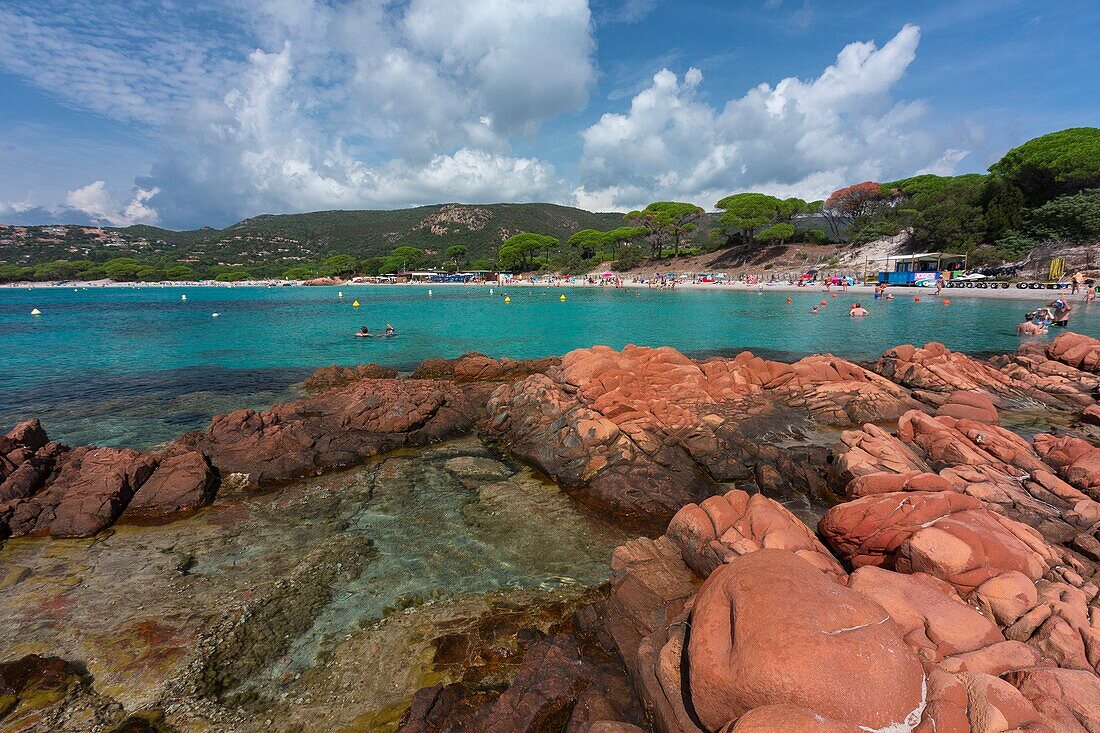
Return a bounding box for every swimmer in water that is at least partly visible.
[385,323,395,336]
[356,326,371,337]
[849,302,869,317]
[1017,313,1045,335]
[811,305,819,314]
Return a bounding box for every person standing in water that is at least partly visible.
[849,302,869,317]
[1049,299,1073,326]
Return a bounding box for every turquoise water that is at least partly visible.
[2,284,1097,447]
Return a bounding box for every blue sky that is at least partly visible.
[0,0,1096,230]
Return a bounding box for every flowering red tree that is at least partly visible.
[823,181,891,240]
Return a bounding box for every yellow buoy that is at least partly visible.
[504,296,511,303]
[560,294,566,301]
[352,300,360,308]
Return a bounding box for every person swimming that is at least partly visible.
[356,326,371,337]
[811,305,819,314]
[385,323,395,336]
[1018,313,1046,335]
[849,302,869,317]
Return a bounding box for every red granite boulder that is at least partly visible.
[820,491,1053,593]
[607,536,699,684]
[178,378,474,486]
[410,352,559,382]
[1033,434,1100,496]
[666,490,844,578]
[723,705,865,732]
[874,342,1016,394]
[1047,332,1100,373]
[935,390,999,424]
[122,449,217,521]
[847,566,1004,660]
[829,424,930,490]
[301,363,399,393]
[0,441,66,505]
[819,490,983,568]
[846,470,955,498]
[1009,667,1100,732]
[6,446,158,538]
[687,550,925,732]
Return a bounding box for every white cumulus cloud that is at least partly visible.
[139,0,593,226]
[576,24,972,209]
[0,0,595,227]
[64,181,159,226]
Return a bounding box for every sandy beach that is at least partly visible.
[3,276,1093,302]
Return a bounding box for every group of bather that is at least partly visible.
[356,324,396,338]
[1018,299,1073,335]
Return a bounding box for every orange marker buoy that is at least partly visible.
[786,297,792,303]
[820,299,827,306]
[914,296,921,302]
[942,299,951,305]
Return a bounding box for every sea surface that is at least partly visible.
[2,284,1097,447]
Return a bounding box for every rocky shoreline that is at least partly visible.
[1,333,1098,731]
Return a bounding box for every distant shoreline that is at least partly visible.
[2,276,1091,302]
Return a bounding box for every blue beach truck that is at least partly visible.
[875,252,968,287]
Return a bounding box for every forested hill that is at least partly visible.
[123,203,625,256]
[1,203,625,278]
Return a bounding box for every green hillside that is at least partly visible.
[121,203,625,269]
[0,203,624,280]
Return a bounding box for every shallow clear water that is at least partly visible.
[2,284,1097,446]
[0,438,628,724]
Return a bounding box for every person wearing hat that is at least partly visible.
[1049,298,1073,327]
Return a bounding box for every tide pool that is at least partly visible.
[2,284,1097,447]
